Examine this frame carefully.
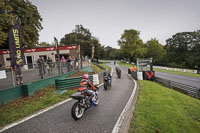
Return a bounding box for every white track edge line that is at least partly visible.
[0,83,104,132]
[112,74,137,133]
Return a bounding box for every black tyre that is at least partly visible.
[118,73,121,78]
[109,79,112,87]
[104,81,108,90]
[71,102,85,120]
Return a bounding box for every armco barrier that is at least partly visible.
[55,75,93,90]
[155,77,200,99]
[0,71,75,106]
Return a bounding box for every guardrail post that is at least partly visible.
[168,80,171,89]
[198,89,200,99]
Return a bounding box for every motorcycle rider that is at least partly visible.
[103,69,112,86]
[79,74,97,104]
[103,70,112,84]
[115,65,121,73]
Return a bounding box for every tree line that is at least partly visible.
[0,0,199,70]
[117,29,200,70]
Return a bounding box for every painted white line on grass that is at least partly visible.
[112,74,137,133]
[0,83,104,133]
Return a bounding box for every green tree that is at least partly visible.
[104,46,115,59]
[0,0,43,49]
[37,42,51,47]
[165,30,200,68]
[118,29,146,62]
[145,38,166,65]
[60,25,103,58]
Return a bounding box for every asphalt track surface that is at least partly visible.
[1,62,135,133]
[155,72,200,88]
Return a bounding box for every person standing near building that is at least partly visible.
[67,55,72,72]
[56,58,61,74]
[13,62,23,85]
[41,56,46,75]
[46,56,53,75]
[75,57,79,70]
[37,57,42,76]
[37,56,45,79]
[61,56,65,74]
[71,56,75,70]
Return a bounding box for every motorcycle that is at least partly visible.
[116,68,121,78]
[104,75,112,90]
[70,86,99,120]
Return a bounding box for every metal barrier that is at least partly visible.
[155,77,200,99]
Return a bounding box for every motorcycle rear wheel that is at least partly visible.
[118,73,121,78]
[104,82,108,90]
[71,102,85,120]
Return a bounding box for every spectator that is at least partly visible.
[61,56,65,74]
[37,57,42,76]
[67,55,72,72]
[13,62,23,85]
[75,57,79,70]
[46,57,53,75]
[56,57,63,74]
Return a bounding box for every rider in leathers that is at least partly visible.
[79,74,97,105]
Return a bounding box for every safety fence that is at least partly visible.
[155,77,200,99]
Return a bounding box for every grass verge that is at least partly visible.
[99,64,111,73]
[92,64,103,73]
[0,85,77,128]
[129,80,200,133]
[118,61,200,78]
[118,61,135,68]
[153,68,200,78]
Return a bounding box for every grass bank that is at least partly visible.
[118,61,135,67]
[99,64,112,73]
[118,61,200,78]
[0,85,77,127]
[129,80,200,133]
[153,68,200,78]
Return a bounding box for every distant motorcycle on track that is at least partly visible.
[116,67,121,78]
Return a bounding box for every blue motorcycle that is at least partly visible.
[70,86,99,120]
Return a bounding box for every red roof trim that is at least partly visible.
[0,45,78,54]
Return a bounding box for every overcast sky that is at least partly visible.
[29,0,200,48]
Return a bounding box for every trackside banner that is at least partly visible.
[8,24,25,67]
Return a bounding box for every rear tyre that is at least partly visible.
[104,81,108,90]
[118,73,121,78]
[71,102,85,120]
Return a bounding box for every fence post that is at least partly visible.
[198,89,200,99]
[168,80,171,89]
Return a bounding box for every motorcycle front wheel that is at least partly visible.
[71,102,85,120]
[94,94,99,106]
